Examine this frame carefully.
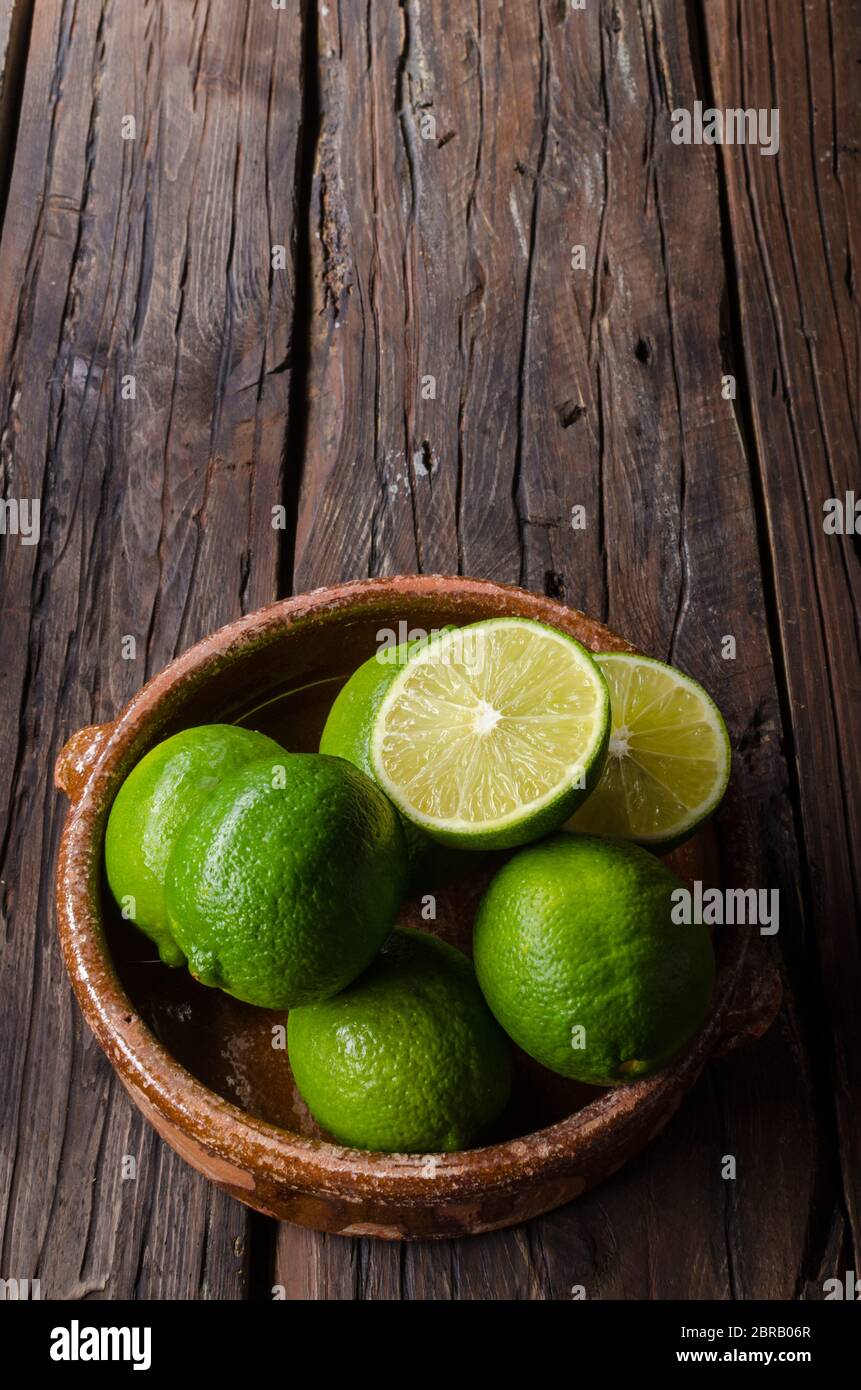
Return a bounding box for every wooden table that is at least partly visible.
[1,0,858,1301]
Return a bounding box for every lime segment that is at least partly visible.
[370,618,609,849]
[566,652,730,846]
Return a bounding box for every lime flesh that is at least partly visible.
[370,618,610,850]
[319,635,441,875]
[566,652,730,848]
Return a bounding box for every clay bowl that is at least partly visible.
[55,576,780,1239]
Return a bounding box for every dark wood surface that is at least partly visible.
[0,0,857,1300]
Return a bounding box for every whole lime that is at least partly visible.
[288,927,512,1152]
[164,753,406,1008]
[473,834,715,1085]
[104,724,285,966]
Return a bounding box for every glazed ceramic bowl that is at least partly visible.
[55,576,780,1239]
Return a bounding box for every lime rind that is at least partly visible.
[370,617,610,849]
[163,753,407,1009]
[566,652,731,848]
[288,927,511,1153]
[473,833,716,1086]
[319,627,462,879]
[104,724,285,966]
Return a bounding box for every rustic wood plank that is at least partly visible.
[0,0,32,221]
[282,0,826,1299]
[0,0,304,1298]
[703,0,861,1272]
[2,0,852,1303]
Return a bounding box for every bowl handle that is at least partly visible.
[712,935,782,1056]
[55,723,115,802]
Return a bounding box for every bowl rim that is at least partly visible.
[55,574,747,1203]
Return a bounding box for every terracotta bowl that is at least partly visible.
[55,576,780,1239]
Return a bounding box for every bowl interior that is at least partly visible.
[103,590,710,1150]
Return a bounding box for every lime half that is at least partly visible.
[566,652,730,848]
[319,630,456,876]
[370,618,609,849]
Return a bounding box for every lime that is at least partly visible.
[473,834,715,1086]
[164,753,406,1008]
[319,634,441,874]
[104,724,285,966]
[288,927,511,1152]
[566,652,731,848]
[369,618,610,850]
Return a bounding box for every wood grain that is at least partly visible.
[280,0,826,1300]
[0,0,304,1298]
[703,0,861,1273]
[0,0,856,1301]
[0,1,32,217]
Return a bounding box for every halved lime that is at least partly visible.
[319,629,456,877]
[565,652,731,848]
[370,618,610,849]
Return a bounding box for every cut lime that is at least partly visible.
[319,629,456,877]
[370,618,610,850]
[566,652,730,847]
